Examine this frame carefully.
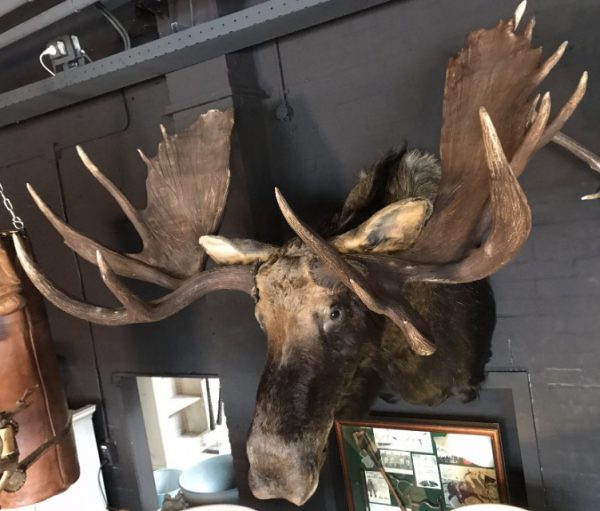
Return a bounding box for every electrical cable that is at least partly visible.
[97,459,108,509]
[39,47,56,76]
[95,2,131,50]
[81,49,93,63]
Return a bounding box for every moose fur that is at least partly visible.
[326,147,496,406]
[210,148,496,505]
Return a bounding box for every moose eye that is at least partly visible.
[329,308,342,321]
[323,305,346,334]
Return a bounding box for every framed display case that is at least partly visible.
[335,419,508,511]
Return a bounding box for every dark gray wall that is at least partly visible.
[0,1,598,510]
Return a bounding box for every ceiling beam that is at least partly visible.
[0,0,393,128]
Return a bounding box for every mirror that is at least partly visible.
[136,376,234,507]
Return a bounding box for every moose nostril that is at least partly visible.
[250,468,270,486]
[246,432,323,504]
[248,461,319,506]
[248,462,318,505]
[248,467,279,501]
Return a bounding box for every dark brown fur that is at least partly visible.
[245,149,495,505]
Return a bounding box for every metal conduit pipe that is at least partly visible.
[0,0,99,50]
[0,0,35,19]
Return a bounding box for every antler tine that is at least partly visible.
[529,93,541,114]
[136,147,154,169]
[274,188,436,356]
[551,131,600,200]
[532,41,568,89]
[511,92,552,176]
[26,183,180,289]
[76,146,150,242]
[96,250,154,321]
[13,233,255,326]
[537,71,588,148]
[159,124,177,170]
[513,0,527,30]
[454,108,532,281]
[523,17,535,40]
[553,131,600,173]
[581,191,600,201]
[12,233,130,324]
[510,70,587,173]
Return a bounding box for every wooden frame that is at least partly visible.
[335,419,508,511]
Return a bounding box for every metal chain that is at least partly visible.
[0,182,24,231]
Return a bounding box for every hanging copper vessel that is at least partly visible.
[0,232,79,507]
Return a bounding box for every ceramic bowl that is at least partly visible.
[153,468,182,506]
[178,454,238,505]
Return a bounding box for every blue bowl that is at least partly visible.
[154,468,182,506]
[179,455,238,505]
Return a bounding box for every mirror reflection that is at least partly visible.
[136,376,235,508]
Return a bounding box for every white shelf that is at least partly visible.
[166,395,202,417]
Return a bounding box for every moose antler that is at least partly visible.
[552,132,600,200]
[274,2,587,353]
[398,5,587,270]
[14,110,256,325]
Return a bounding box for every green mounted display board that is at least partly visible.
[335,419,508,511]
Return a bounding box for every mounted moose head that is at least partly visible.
[13,2,589,507]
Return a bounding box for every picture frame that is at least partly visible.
[335,419,508,511]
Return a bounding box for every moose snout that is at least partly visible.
[247,432,320,506]
[248,463,317,506]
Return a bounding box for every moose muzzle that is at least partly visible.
[246,429,325,506]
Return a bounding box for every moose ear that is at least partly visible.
[331,198,432,254]
[200,235,278,265]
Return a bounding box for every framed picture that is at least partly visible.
[335,419,508,511]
